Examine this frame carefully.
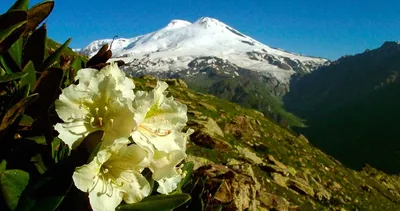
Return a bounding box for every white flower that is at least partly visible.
[72,138,151,211]
[132,81,188,153]
[54,62,136,149]
[131,81,193,194]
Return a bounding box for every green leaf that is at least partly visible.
[0,72,27,83]
[0,93,38,133]
[20,61,36,89]
[51,138,70,163]
[0,169,29,211]
[0,10,27,54]
[18,114,34,126]
[16,157,74,211]
[0,52,23,73]
[24,1,54,34]
[80,130,104,162]
[51,137,61,163]
[27,68,63,118]
[178,162,194,190]
[0,160,6,175]
[8,0,30,11]
[40,38,71,71]
[22,24,47,70]
[26,136,46,146]
[30,154,47,174]
[116,194,191,211]
[8,38,23,68]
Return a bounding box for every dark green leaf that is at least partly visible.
[18,114,34,126]
[16,155,74,211]
[8,0,30,11]
[117,194,191,211]
[0,10,27,54]
[0,169,29,211]
[8,38,23,67]
[178,162,194,190]
[24,1,54,34]
[27,136,46,146]
[0,72,27,83]
[29,186,71,211]
[51,137,62,163]
[30,154,47,174]
[0,93,38,133]
[27,68,63,118]
[40,38,71,71]
[22,24,47,70]
[0,52,23,73]
[51,138,70,163]
[0,160,6,174]
[85,131,104,162]
[20,61,36,89]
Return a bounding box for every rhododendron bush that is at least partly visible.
[0,1,193,210]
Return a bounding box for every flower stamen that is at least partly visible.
[139,125,171,137]
[98,117,103,127]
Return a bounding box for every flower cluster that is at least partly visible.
[54,63,193,211]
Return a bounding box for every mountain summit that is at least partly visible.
[80,17,328,83]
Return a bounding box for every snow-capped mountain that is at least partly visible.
[80,17,328,83]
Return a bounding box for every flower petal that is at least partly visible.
[107,142,150,171]
[55,86,91,122]
[72,160,99,193]
[75,68,98,90]
[54,122,90,149]
[88,179,123,211]
[151,149,186,180]
[100,63,135,101]
[156,173,183,194]
[119,171,151,204]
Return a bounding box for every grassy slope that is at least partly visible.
[134,75,400,210]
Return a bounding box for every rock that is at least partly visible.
[194,164,260,211]
[227,158,242,166]
[315,189,331,202]
[258,192,290,211]
[236,146,263,165]
[361,184,373,192]
[188,118,229,149]
[260,164,290,176]
[224,116,261,140]
[266,154,287,169]
[287,178,315,197]
[199,101,217,111]
[164,78,188,88]
[203,117,224,137]
[214,180,233,203]
[186,155,214,170]
[297,134,309,143]
[330,181,342,191]
[272,173,289,188]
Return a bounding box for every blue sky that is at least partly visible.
[2,0,400,60]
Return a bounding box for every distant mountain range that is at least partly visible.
[80,17,400,174]
[80,17,328,127]
[80,17,328,83]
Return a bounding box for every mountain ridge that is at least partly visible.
[80,17,329,83]
[284,40,400,174]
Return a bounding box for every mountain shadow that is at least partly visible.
[283,41,400,174]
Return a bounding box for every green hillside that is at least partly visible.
[284,41,400,174]
[134,76,400,210]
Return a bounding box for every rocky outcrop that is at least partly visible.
[134,77,400,211]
